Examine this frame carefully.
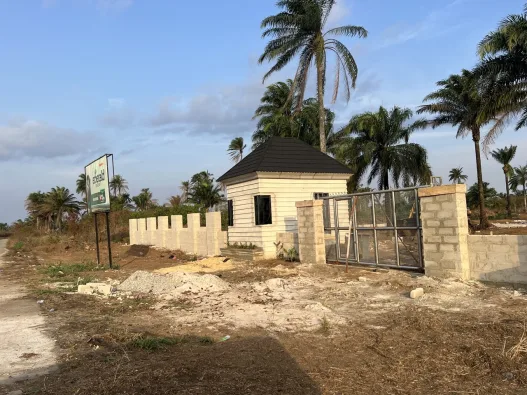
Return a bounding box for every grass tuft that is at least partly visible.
[318,316,331,336]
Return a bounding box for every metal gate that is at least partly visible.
[320,187,424,270]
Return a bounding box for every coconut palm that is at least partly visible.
[336,106,430,191]
[180,181,190,203]
[227,137,247,163]
[132,188,156,211]
[491,145,517,217]
[111,193,133,211]
[448,167,468,184]
[510,165,527,212]
[25,191,47,229]
[417,69,497,229]
[42,187,80,231]
[252,80,335,150]
[109,175,128,197]
[259,0,367,153]
[476,3,527,146]
[168,195,182,207]
[76,173,87,197]
[188,171,223,209]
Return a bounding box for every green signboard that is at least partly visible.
[85,155,111,214]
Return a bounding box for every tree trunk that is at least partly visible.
[472,129,489,229]
[315,51,326,153]
[524,184,526,213]
[505,171,511,217]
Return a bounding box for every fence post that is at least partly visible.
[296,200,326,264]
[418,184,470,279]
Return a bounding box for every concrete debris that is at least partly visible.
[118,270,230,296]
[358,277,368,282]
[410,287,424,299]
[513,290,522,297]
[78,283,113,296]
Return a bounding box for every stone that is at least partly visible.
[513,290,522,297]
[358,276,368,282]
[78,283,112,296]
[410,287,424,299]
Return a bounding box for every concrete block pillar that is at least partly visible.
[296,200,326,264]
[168,215,183,250]
[186,213,201,254]
[206,212,222,256]
[157,216,169,248]
[419,184,470,279]
[129,218,138,245]
[146,217,157,246]
[137,218,146,245]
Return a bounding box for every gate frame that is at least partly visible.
[320,186,425,271]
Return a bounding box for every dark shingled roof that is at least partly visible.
[217,137,352,182]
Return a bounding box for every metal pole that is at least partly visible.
[111,154,115,179]
[334,198,340,262]
[415,188,423,269]
[105,211,113,269]
[392,191,400,266]
[94,214,100,266]
[371,194,379,266]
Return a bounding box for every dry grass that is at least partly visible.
[505,324,527,360]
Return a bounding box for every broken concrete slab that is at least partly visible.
[410,288,424,299]
[78,283,112,296]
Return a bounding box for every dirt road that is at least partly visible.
[0,239,56,385]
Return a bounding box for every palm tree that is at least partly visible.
[180,181,190,203]
[42,187,80,231]
[336,106,430,191]
[448,167,468,184]
[228,137,247,163]
[111,193,133,211]
[132,188,156,211]
[188,171,224,209]
[25,191,47,229]
[466,182,499,211]
[109,175,128,197]
[510,165,527,212]
[417,69,497,229]
[252,80,335,150]
[76,173,87,197]
[476,3,527,147]
[168,195,182,207]
[259,0,367,153]
[491,145,517,217]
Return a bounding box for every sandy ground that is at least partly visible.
[0,239,56,385]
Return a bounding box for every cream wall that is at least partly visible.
[225,172,349,258]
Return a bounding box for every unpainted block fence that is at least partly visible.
[129,212,227,256]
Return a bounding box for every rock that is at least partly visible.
[78,283,112,296]
[410,288,424,299]
[7,390,23,395]
[513,290,522,297]
[358,277,368,282]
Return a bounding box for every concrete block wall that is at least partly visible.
[419,185,470,279]
[296,200,326,264]
[468,235,527,284]
[276,232,299,258]
[129,212,227,257]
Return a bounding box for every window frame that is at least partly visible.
[227,199,234,227]
[314,192,331,231]
[254,195,272,226]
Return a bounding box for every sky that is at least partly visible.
[0,0,526,223]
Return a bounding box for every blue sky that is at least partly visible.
[0,0,526,223]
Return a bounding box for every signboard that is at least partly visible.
[85,155,111,214]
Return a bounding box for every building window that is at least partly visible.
[314,192,331,230]
[254,195,272,225]
[227,200,234,227]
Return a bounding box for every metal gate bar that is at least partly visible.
[321,186,424,271]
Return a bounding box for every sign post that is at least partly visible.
[85,154,113,268]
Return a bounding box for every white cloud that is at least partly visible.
[0,119,96,161]
[376,0,467,49]
[99,98,137,129]
[148,81,265,137]
[326,0,350,27]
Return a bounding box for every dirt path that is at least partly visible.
[0,239,56,385]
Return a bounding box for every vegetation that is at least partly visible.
[418,70,497,229]
[227,137,246,163]
[491,145,517,217]
[132,188,157,211]
[510,165,527,212]
[466,182,499,211]
[335,106,430,191]
[251,79,336,150]
[76,173,86,197]
[109,175,129,197]
[25,187,80,231]
[259,0,367,153]
[449,167,468,184]
[186,171,224,209]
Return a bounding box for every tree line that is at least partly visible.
[225,0,527,229]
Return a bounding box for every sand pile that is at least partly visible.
[118,270,230,296]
